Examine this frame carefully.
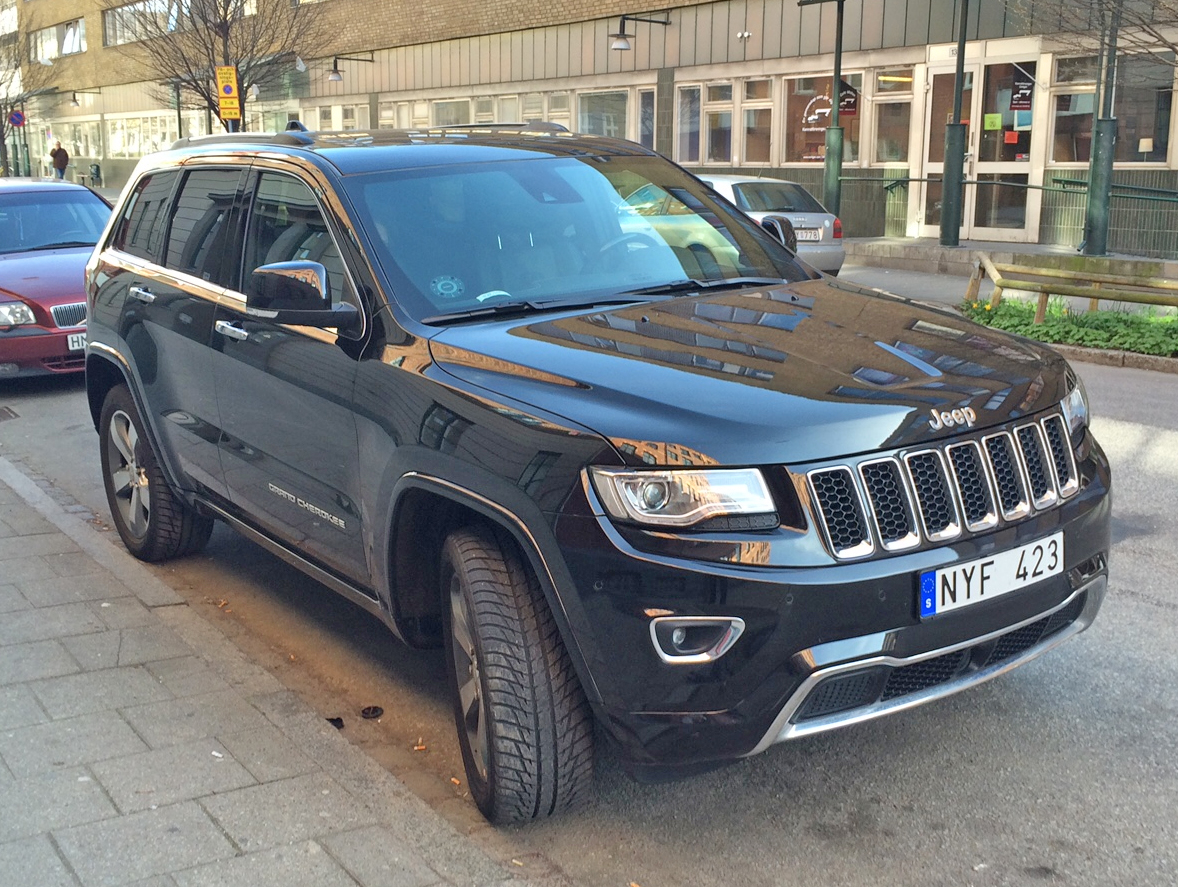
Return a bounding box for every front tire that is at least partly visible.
[441,526,594,823]
[99,384,213,562]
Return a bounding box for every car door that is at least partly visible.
[94,167,244,499]
[209,166,369,585]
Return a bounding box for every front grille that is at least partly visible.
[51,302,87,328]
[794,592,1088,723]
[807,412,1077,561]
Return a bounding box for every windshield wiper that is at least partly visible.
[622,277,784,297]
[421,296,648,325]
[25,241,96,251]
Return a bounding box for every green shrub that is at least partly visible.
[960,297,1178,357]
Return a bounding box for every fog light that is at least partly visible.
[650,616,746,664]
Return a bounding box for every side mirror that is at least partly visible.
[761,216,798,255]
[246,261,359,330]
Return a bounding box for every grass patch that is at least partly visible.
[960,297,1178,357]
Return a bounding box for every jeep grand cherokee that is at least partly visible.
[84,126,1111,824]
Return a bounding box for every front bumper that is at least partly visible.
[0,326,86,377]
[548,439,1110,777]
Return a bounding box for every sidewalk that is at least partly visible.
[0,456,558,887]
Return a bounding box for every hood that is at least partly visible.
[0,248,91,306]
[429,279,1070,466]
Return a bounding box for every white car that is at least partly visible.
[699,174,845,275]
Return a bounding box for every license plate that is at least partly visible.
[919,532,1064,618]
[67,332,86,352]
[794,228,821,241]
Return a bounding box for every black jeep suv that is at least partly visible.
[85,127,1111,823]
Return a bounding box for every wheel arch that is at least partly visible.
[383,472,602,705]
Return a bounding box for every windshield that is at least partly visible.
[0,189,110,255]
[731,181,827,214]
[345,153,810,323]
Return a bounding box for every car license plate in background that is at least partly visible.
[794,228,821,241]
[67,333,86,352]
[919,532,1064,618]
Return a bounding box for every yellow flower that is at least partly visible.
[985,304,992,311]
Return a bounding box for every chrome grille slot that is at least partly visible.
[807,413,1076,560]
[1041,415,1079,498]
[946,442,998,532]
[903,450,961,542]
[983,432,1031,522]
[51,302,87,328]
[859,459,919,552]
[808,468,874,559]
[1015,423,1057,510]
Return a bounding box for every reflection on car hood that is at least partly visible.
[0,247,92,305]
[429,279,1069,465]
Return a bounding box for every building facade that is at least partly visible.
[5,0,1178,256]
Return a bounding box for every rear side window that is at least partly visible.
[732,181,826,214]
[164,168,245,286]
[110,171,178,260]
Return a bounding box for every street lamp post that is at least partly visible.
[1084,6,1121,257]
[939,0,970,247]
[799,0,848,216]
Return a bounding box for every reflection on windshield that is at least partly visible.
[349,153,807,322]
[0,191,110,255]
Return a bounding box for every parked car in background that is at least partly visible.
[699,174,844,274]
[0,180,111,378]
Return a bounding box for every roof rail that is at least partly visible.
[166,130,315,151]
[434,121,570,133]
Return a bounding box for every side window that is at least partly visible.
[243,171,355,305]
[111,170,178,261]
[163,168,244,286]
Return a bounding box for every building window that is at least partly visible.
[547,93,570,129]
[639,89,655,149]
[704,83,733,163]
[0,0,17,37]
[784,74,861,163]
[30,19,87,61]
[341,104,368,130]
[743,79,773,163]
[578,91,627,138]
[433,99,470,126]
[497,96,519,123]
[873,68,912,163]
[1050,53,1174,163]
[677,86,700,163]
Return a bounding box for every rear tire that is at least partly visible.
[441,526,594,823]
[99,384,213,562]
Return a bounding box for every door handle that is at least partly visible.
[129,285,156,304]
[214,320,250,341]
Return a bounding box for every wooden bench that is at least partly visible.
[968,253,1178,323]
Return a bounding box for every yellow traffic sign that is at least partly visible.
[215,66,241,120]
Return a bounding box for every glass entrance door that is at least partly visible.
[921,61,1041,241]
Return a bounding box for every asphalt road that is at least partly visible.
[1,285,1174,887]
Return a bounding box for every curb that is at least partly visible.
[1042,343,1178,375]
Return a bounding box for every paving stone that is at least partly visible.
[0,710,148,777]
[30,666,173,719]
[0,767,116,842]
[92,738,257,814]
[44,551,108,578]
[200,772,376,852]
[0,583,29,613]
[91,596,156,630]
[0,510,57,536]
[144,657,234,699]
[0,555,56,584]
[0,834,77,886]
[322,826,444,887]
[0,685,48,731]
[0,534,79,561]
[153,607,284,696]
[122,690,270,748]
[217,725,319,784]
[0,602,106,646]
[0,640,80,686]
[54,801,236,887]
[62,625,191,671]
[173,840,360,887]
[17,572,133,608]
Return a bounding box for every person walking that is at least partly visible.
[50,140,69,180]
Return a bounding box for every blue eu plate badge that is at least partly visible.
[920,571,937,617]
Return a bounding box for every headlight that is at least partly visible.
[1060,376,1089,435]
[589,467,776,528]
[0,300,36,327]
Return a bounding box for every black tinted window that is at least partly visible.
[164,168,243,285]
[111,171,178,260]
[243,172,354,304]
[732,181,826,214]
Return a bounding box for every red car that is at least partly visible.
[1,179,111,378]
